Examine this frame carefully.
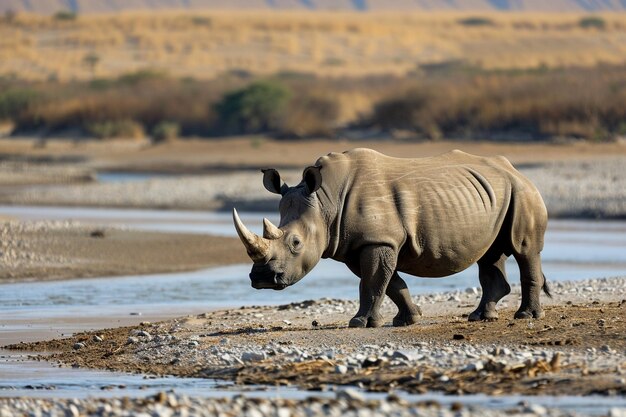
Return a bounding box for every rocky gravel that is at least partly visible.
[0,219,246,282]
[0,220,78,272]
[0,161,94,186]
[2,391,615,417]
[523,158,626,219]
[12,277,626,399]
[0,159,624,218]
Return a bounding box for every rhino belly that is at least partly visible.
[397,217,500,278]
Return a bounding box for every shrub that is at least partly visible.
[0,88,40,120]
[117,70,168,86]
[579,16,606,30]
[53,10,77,21]
[85,119,144,140]
[278,95,340,138]
[458,17,495,27]
[215,81,290,134]
[151,121,180,142]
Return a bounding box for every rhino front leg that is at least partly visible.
[387,272,422,327]
[349,245,396,328]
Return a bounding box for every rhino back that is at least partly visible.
[318,149,538,277]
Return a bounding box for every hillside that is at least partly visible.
[2,12,626,81]
[2,0,626,14]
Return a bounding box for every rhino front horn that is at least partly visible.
[263,218,283,239]
[232,208,270,262]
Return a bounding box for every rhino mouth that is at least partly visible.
[250,271,287,290]
[251,281,287,291]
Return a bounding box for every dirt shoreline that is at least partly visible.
[0,220,247,283]
[0,139,624,218]
[8,277,626,398]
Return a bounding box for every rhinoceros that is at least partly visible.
[232,148,550,328]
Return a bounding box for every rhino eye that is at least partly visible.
[290,236,302,252]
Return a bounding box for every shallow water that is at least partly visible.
[0,206,625,409]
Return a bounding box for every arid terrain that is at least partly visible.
[0,137,625,416]
[9,277,626,398]
[2,12,626,81]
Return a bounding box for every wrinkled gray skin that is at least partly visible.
[233,148,550,328]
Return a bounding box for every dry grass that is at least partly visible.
[1,11,626,81]
[3,64,625,141]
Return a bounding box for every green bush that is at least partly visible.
[0,88,40,120]
[215,81,290,134]
[151,121,180,142]
[117,70,168,85]
[53,10,77,21]
[85,120,144,139]
[579,16,606,30]
[458,17,495,27]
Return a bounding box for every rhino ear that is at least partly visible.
[262,168,287,195]
[303,166,322,194]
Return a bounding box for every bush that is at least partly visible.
[215,81,290,134]
[278,95,340,138]
[53,10,77,21]
[151,121,180,142]
[579,16,606,30]
[0,88,40,120]
[458,17,495,27]
[117,70,168,86]
[85,119,144,139]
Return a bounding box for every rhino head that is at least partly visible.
[232,166,326,291]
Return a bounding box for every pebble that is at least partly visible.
[241,351,267,362]
[335,365,348,374]
[463,361,484,372]
[72,342,85,350]
[336,389,365,402]
[524,404,548,415]
[609,408,626,417]
[1,394,591,417]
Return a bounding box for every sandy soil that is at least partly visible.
[2,138,625,173]
[0,221,247,283]
[9,278,625,398]
[1,138,625,218]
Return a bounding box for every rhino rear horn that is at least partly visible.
[232,208,270,262]
[263,218,283,240]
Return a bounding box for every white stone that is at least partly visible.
[336,388,365,402]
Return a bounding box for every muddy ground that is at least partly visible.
[0,221,246,282]
[9,278,626,398]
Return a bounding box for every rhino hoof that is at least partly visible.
[349,316,384,328]
[514,308,545,319]
[392,312,421,327]
[468,309,499,322]
[349,317,367,328]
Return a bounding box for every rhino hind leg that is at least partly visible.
[387,272,422,327]
[513,253,546,319]
[469,254,510,321]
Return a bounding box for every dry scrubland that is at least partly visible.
[3,64,626,141]
[2,12,626,80]
[2,12,626,141]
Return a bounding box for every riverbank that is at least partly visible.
[1,392,616,417]
[0,138,624,218]
[9,276,625,399]
[0,220,246,283]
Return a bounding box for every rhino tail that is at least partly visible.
[542,272,552,298]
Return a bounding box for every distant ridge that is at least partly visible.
[2,0,626,13]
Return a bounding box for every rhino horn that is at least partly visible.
[232,208,270,262]
[263,218,283,240]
